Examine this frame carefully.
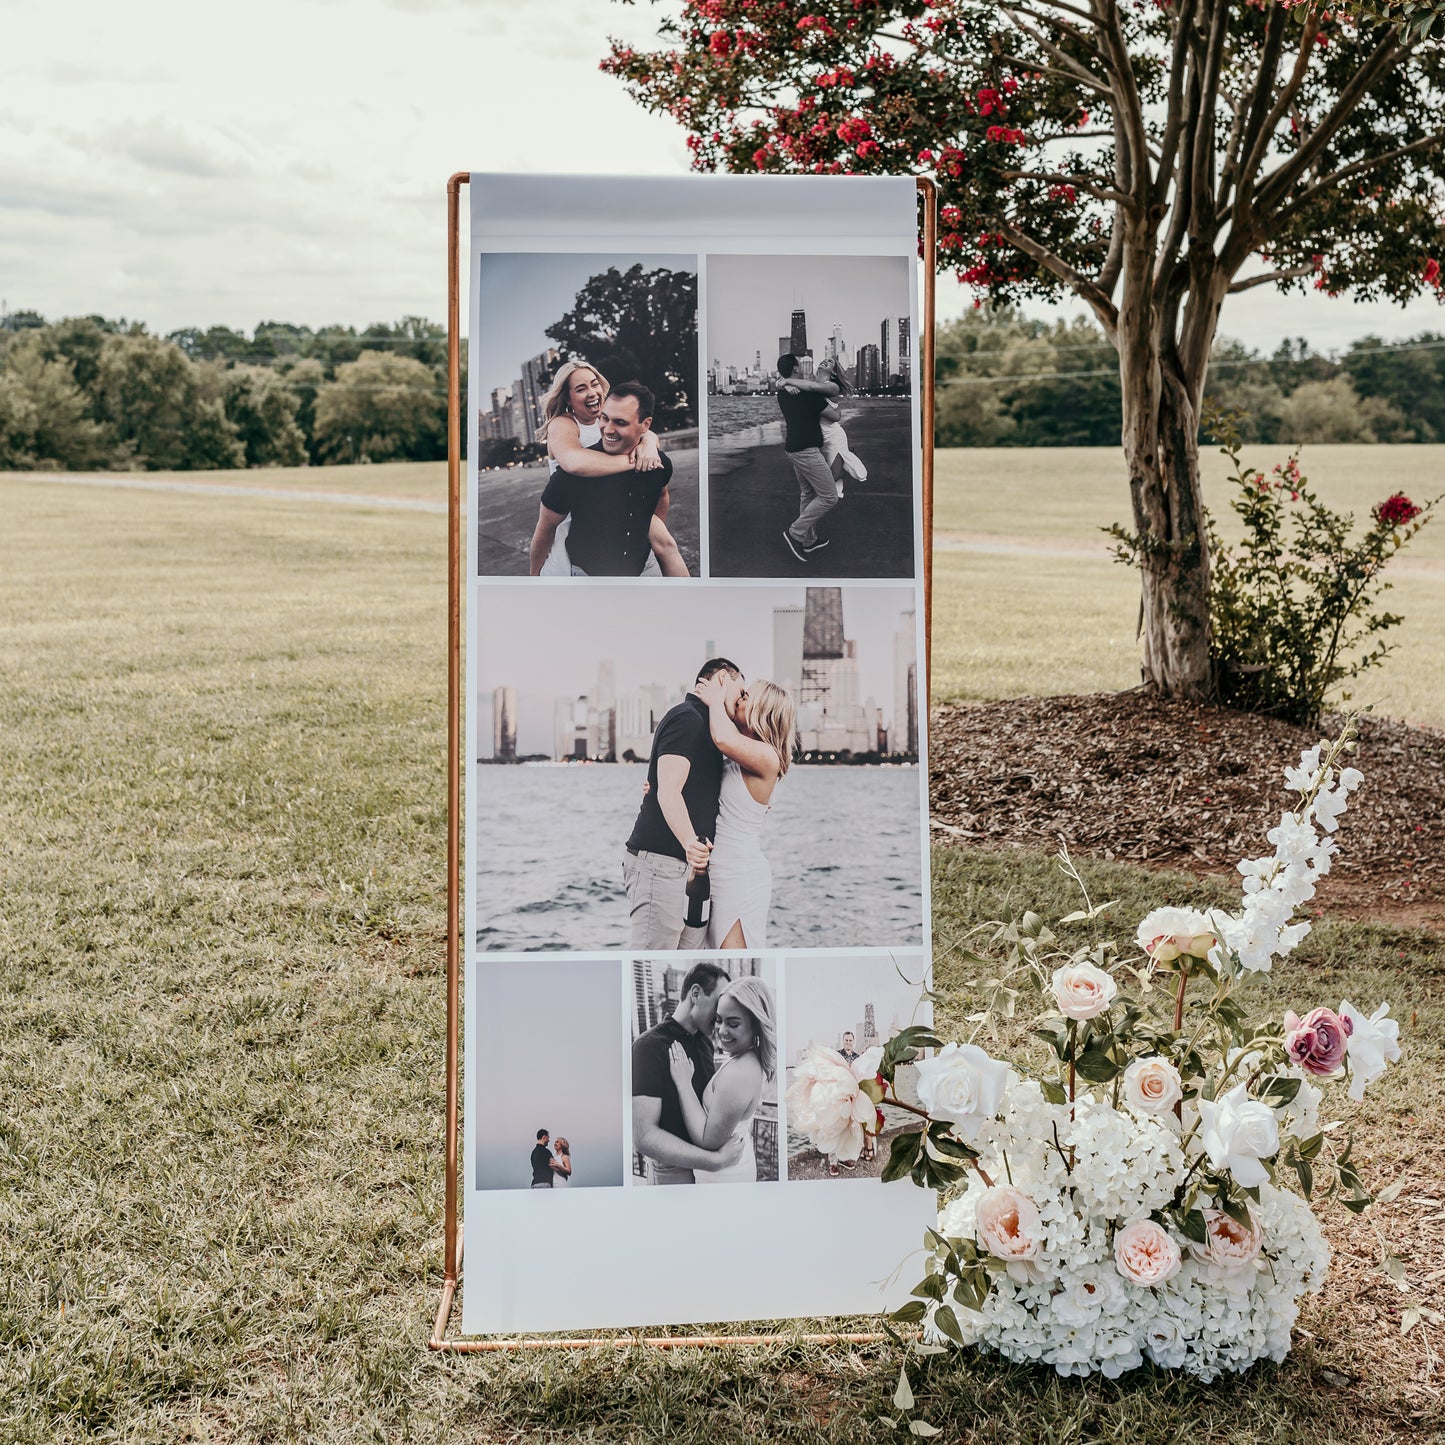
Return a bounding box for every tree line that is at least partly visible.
[0,311,454,471]
[936,307,1445,448]
[5,302,1444,471]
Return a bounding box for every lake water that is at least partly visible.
[475,764,925,952]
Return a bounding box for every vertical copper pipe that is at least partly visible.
[916,178,937,696]
[443,170,468,1296]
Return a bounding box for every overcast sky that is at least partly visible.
[474,958,624,1190]
[6,0,1444,351]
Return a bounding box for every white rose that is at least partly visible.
[1050,961,1118,1020]
[1122,1056,1183,1115]
[913,1042,1010,1140]
[1113,1219,1182,1287]
[1340,1000,1402,1102]
[1135,906,1217,964]
[975,1186,1044,1262]
[1196,1083,1280,1188]
[784,1046,876,1162]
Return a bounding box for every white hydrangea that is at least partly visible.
[926,1074,1332,1381]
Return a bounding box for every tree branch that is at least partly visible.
[1235,9,1319,212]
[1272,131,1445,225]
[996,220,1120,338]
[1152,0,1200,212]
[999,169,1133,205]
[1092,0,1154,208]
[1227,265,1315,293]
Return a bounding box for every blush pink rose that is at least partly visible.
[1283,1007,1350,1076]
[975,1187,1044,1262]
[1050,961,1118,1020]
[1113,1220,1182,1288]
[1191,1208,1264,1270]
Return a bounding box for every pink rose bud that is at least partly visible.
[1283,1007,1349,1075]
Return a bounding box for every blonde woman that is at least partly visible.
[816,356,868,501]
[533,360,685,577]
[691,673,796,949]
[666,975,776,1185]
[549,1137,572,1187]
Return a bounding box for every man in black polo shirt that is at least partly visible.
[776,353,842,562]
[529,381,687,577]
[530,1128,553,1188]
[632,962,746,1184]
[623,657,742,949]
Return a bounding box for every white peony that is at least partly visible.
[914,1042,1010,1140]
[784,1045,878,1162]
[1196,1084,1280,1188]
[1339,1000,1402,1101]
[1051,961,1118,1020]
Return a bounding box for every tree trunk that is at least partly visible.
[1119,361,1213,699]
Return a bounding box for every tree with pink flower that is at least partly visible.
[604,1,1445,699]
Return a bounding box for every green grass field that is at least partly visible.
[933,443,1445,727]
[1,466,1441,1442]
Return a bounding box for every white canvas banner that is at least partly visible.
[463,172,936,1335]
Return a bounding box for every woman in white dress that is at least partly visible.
[692,673,796,950]
[535,360,685,576]
[815,356,868,501]
[667,976,776,1185]
[549,1137,572,1187]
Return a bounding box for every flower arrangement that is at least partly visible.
[787,717,1402,1380]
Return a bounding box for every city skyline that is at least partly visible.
[706,254,912,386]
[783,954,930,1069]
[477,585,918,759]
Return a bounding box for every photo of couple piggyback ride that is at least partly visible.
[631,961,778,1186]
[529,363,688,579]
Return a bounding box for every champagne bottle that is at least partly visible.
[684,851,711,930]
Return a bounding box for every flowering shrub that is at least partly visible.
[789,719,1403,1380]
[1202,415,1438,724]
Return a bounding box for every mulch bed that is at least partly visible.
[929,693,1445,923]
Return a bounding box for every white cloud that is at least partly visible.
[4,0,1440,349]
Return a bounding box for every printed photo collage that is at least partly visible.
[469,246,933,1199]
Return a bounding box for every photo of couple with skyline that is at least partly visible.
[474,583,925,954]
[471,249,917,581]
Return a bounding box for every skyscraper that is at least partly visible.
[893,610,916,757]
[492,686,518,760]
[803,587,845,669]
[772,604,805,697]
[898,315,911,385]
[799,589,871,753]
[881,317,891,385]
[517,347,559,444]
[856,342,881,392]
[790,308,809,358]
[777,335,791,365]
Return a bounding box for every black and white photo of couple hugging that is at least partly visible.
[475,584,926,953]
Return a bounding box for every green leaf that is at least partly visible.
[1382,1254,1410,1292]
[1178,1209,1209,1246]
[1073,1044,1121,1084]
[932,1304,964,1345]
[911,1272,945,1301]
[1293,1156,1314,1200]
[891,1300,928,1325]
[1257,1075,1302,1106]
[881,1129,923,1184]
[909,1423,942,1438]
[1040,1080,1068,1106]
[893,1364,914,1412]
